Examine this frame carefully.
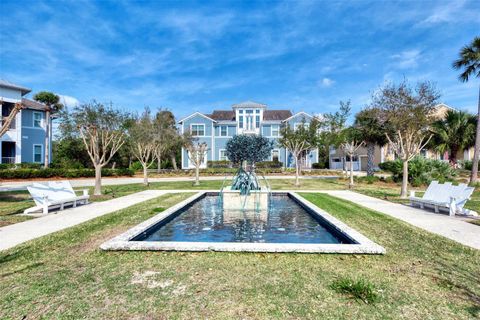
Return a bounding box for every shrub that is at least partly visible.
[312,162,325,169]
[207,160,232,168]
[256,161,283,168]
[330,277,380,304]
[378,156,456,186]
[0,168,134,179]
[356,176,380,184]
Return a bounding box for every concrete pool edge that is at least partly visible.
[100,191,386,254]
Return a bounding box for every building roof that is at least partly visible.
[232,101,267,109]
[209,110,235,121]
[21,98,48,111]
[0,79,31,96]
[264,110,292,121]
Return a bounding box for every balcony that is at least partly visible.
[1,157,15,164]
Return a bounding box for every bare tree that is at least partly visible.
[186,142,208,186]
[340,127,365,189]
[129,108,156,185]
[0,100,23,138]
[153,110,176,172]
[73,102,129,195]
[372,80,440,197]
[279,117,320,186]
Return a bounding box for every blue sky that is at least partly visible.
[1,0,479,121]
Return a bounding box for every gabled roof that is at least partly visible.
[21,98,48,111]
[232,101,267,109]
[435,103,458,112]
[177,112,216,124]
[264,110,292,121]
[283,111,313,122]
[210,110,235,121]
[0,79,31,96]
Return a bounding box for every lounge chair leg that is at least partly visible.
[60,203,64,210]
[420,203,424,209]
[73,201,77,208]
[43,205,48,214]
[434,205,439,213]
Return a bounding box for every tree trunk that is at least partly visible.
[171,155,178,170]
[143,164,149,186]
[194,165,200,186]
[157,153,161,174]
[469,84,480,185]
[366,142,375,177]
[44,109,50,168]
[401,160,409,198]
[295,155,300,186]
[349,157,354,189]
[449,146,458,167]
[94,165,102,196]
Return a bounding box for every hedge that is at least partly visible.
[0,168,135,179]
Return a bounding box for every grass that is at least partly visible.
[1,176,480,227]
[1,192,479,319]
[330,277,380,304]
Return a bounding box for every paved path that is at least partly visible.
[2,189,477,251]
[322,190,480,250]
[0,190,177,251]
[0,175,345,192]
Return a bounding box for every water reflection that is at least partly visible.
[141,195,344,244]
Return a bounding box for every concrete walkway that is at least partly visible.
[322,190,480,250]
[1,189,478,251]
[0,190,175,251]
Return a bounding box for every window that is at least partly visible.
[239,116,243,128]
[271,125,279,137]
[255,109,260,114]
[33,112,42,128]
[220,125,228,137]
[33,145,42,163]
[191,124,205,136]
[255,115,260,128]
[239,110,243,114]
[219,149,228,161]
[271,149,280,162]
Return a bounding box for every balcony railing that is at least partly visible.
[1,118,16,130]
[1,157,16,164]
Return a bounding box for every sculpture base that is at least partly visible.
[221,186,269,210]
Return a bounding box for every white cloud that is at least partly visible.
[319,77,335,87]
[391,49,421,69]
[58,94,80,107]
[420,0,467,25]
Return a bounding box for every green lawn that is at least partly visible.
[1,177,480,227]
[1,192,479,319]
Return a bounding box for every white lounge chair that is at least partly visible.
[410,181,476,216]
[24,181,90,214]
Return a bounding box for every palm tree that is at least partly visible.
[33,91,63,168]
[453,36,480,184]
[430,110,476,165]
[354,108,388,176]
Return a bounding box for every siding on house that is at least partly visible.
[178,102,318,169]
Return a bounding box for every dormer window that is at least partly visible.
[191,124,205,136]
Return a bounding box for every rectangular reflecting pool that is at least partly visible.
[135,194,350,244]
[101,192,385,254]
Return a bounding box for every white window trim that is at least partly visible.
[219,125,228,137]
[270,149,280,161]
[33,111,43,128]
[219,149,228,161]
[33,144,43,163]
[190,123,206,137]
[271,124,280,137]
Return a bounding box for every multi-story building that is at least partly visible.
[178,101,318,169]
[0,80,52,164]
[328,103,474,171]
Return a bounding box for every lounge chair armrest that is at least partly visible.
[410,190,415,198]
[82,189,89,196]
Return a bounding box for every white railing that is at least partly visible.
[1,157,16,164]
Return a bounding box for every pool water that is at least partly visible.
[135,194,352,244]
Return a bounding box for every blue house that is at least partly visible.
[178,101,318,169]
[0,80,52,164]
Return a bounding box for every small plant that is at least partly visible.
[330,277,380,304]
